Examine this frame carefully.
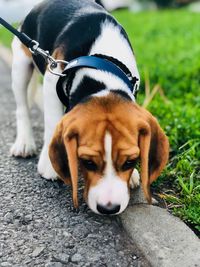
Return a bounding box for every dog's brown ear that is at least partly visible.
[63,133,79,208]
[49,120,71,184]
[138,112,169,204]
[49,118,79,208]
[139,126,152,203]
[148,116,169,184]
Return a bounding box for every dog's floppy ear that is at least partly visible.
[49,117,79,208]
[148,116,169,184]
[138,112,169,204]
[49,120,70,184]
[63,131,79,208]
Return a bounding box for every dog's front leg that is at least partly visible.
[130,169,140,189]
[10,37,36,157]
[38,68,63,180]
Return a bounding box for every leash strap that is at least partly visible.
[0,16,68,76]
[0,17,35,49]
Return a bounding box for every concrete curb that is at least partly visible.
[120,187,200,267]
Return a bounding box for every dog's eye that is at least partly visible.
[121,159,137,171]
[80,159,97,171]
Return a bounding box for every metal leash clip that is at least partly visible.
[29,40,68,77]
[0,17,69,77]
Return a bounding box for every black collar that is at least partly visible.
[56,54,139,109]
[94,54,139,92]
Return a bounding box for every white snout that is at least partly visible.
[87,132,130,215]
[87,177,130,214]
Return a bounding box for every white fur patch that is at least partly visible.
[70,20,140,101]
[27,69,43,112]
[130,169,140,189]
[87,132,130,214]
[37,67,64,180]
[90,20,140,81]
[11,35,62,179]
[70,68,135,101]
[10,36,36,158]
[100,0,130,11]
[93,89,110,98]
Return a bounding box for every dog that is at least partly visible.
[10,0,169,215]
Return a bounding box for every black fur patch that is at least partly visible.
[67,76,132,110]
[69,76,106,108]
[21,0,133,74]
[110,90,132,101]
[95,0,104,8]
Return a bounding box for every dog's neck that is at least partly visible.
[68,21,139,109]
[68,68,134,109]
[89,20,139,78]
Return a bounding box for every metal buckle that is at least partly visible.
[48,60,68,77]
[29,40,39,54]
[28,40,68,77]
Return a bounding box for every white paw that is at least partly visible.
[37,146,58,180]
[10,136,36,158]
[130,169,140,189]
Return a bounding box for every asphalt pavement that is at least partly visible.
[0,59,150,267]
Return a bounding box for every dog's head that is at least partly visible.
[49,94,169,214]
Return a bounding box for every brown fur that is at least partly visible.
[21,44,32,57]
[52,47,65,70]
[49,93,169,207]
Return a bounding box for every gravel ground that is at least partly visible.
[0,59,150,267]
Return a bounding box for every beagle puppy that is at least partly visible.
[10,0,169,215]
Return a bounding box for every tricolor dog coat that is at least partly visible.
[10,0,169,215]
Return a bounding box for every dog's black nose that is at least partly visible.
[97,203,120,215]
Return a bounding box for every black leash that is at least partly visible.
[0,17,34,49]
[0,16,68,76]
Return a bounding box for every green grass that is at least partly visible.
[0,25,15,47]
[114,9,200,233]
[0,11,199,233]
